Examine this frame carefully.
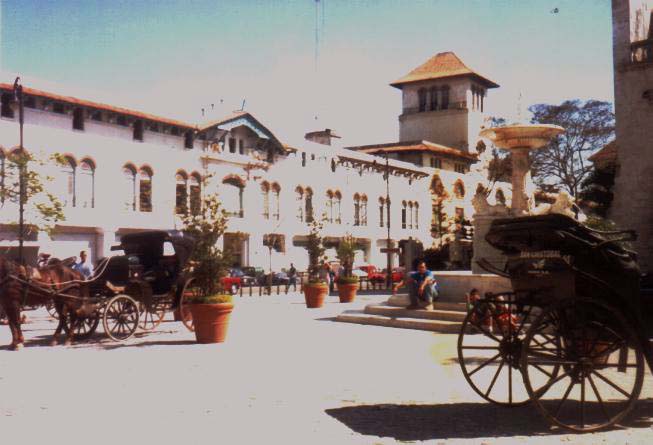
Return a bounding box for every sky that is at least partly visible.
[0,0,614,147]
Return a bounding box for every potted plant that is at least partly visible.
[336,234,359,303]
[181,193,234,343]
[303,219,328,308]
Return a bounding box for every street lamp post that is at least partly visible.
[13,77,26,265]
[385,154,392,289]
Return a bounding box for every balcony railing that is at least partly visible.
[402,101,467,116]
[631,39,653,64]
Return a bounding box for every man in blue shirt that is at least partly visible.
[393,260,438,310]
[73,250,94,280]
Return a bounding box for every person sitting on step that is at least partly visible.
[392,260,438,310]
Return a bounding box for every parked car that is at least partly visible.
[357,265,385,283]
[242,266,265,283]
[230,268,257,286]
[220,269,243,294]
[258,271,290,286]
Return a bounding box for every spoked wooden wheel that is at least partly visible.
[63,312,100,340]
[521,298,645,432]
[102,294,140,341]
[46,302,59,319]
[458,294,558,406]
[179,278,200,332]
[138,301,167,332]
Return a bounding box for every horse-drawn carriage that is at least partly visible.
[64,230,199,340]
[458,213,653,432]
[0,230,198,348]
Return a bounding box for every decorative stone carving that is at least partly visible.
[472,190,510,216]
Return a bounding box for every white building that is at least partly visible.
[0,83,432,272]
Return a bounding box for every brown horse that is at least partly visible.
[0,257,91,350]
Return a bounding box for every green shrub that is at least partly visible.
[336,275,359,285]
[189,294,233,305]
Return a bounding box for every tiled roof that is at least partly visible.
[345,140,478,161]
[0,83,196,129]
[588,140,618,165]
[390,52,499,89]
[198,111,250,131]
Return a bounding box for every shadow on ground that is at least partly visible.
[326,399,653,440]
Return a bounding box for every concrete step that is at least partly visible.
[364,304,466,322]
[336,311,461,333]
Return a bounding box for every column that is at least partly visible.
[510,147,531,215]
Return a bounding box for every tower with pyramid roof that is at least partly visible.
[390,52,499,153]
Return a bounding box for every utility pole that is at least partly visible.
[13,77,25,265]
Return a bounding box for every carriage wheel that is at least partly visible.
[457,294,559,406]
[63,312,100,340]
[46,302,59,319]
[179,278,200,332]
[102,294,140,341]
[521,298,645,432]
[138,301,167,332]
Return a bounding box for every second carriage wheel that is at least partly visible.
[46,302,59,319]
[102,294,140,341]
[458,294,559,406]
[63,311,100,340]
[179,278,200,332]
[138,301,167,332]
[521,298,645,432]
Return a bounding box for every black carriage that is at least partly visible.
[458,213,653,432]
[66,230,197,341]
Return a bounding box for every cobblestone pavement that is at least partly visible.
[1,293,652,445]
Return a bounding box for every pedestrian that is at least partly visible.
[72,250,94,280]
[392,260,438,310]
[318,260,332,291]
[288,263,298,291]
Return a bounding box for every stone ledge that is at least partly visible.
[335,311,461,333]
[364,305,466,322]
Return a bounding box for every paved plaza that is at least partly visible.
[1,294,652,445]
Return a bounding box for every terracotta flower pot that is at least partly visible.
[189,302,234,343]
[337,282,359,303]
[303,283,328,308]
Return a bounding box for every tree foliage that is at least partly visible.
[0,150,64,238]
[336,234,357,278]
[578,164,616,217]
[306,219,325,283]
[180,193,231,298]
[529,100,615,196]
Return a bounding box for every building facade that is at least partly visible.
[347,52,509,248]
[610,0,653,271]
[0,84,431,272]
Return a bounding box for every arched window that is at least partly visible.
[401,201,407,229]
[78,159,95,208]
[189,173,201,215]
[353,193,361,226]
[139,167,153,212]
[334,191,342,224]
[453,180,465,199]
[261,181,270,219]
[441,85,450,110]
[123,164,137,211]
[305,187,314,223]
[379,197,385,228]
[418,88,427,112]
[495,188,506,206]
[430,86,438,111]
[271,183,281,220]
[414,202,419,229]
[223,176,245,218]
[60,156,76,208]
[295,186,304,222]
[361,195,368,226]
[175,171,188,214]
[408,202,414,229]
[326,190,334,223]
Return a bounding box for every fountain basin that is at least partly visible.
[479,124,565,150]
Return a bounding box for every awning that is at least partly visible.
[263,233,285,253]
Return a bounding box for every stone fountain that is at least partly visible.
[471,123,565,273]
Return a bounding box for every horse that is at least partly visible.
[0,256,92,350]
